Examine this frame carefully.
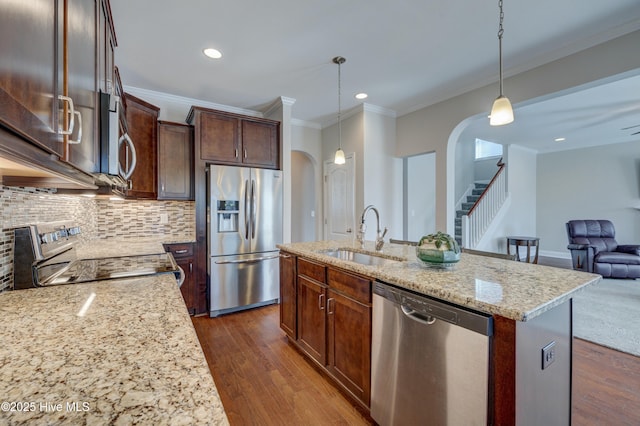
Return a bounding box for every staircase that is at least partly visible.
[455,182,488,246]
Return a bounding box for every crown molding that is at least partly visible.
[122,85,264,118]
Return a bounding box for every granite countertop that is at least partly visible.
[75,238,195,259]
[0,239,228,425]
[278,240,602,322]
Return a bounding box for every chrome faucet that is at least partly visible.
[357,205,388,251]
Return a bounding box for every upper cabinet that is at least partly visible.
[66,0,99,174]
[158,121,194,200]
[124,93,160,199]
[0,1,64,157]
[187,106,280,170]
[0,0,115,179]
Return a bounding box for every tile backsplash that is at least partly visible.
[1,185,195,291]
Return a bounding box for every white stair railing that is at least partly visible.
[461,164,507,248]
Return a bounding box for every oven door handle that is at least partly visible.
[176,266,185,287]
[214,254,279,265]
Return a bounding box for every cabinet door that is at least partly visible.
[158,122,193,200]
[198,111,240,164]
[241,119,279,169]
[98,0,116,94]
[124,93,159,199]
[66,0,99,173]
[0,0,64,157]
[327,288,372,406]
[279,252,297,339]
[297,275,327,365]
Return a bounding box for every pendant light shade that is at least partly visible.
[333,56,346,164]
[489,0,514,126]
[490,95,514,126]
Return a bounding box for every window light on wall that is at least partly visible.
[475,138,503,160]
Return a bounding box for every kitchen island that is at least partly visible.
[278,240,601,425]
[0,240,227,425]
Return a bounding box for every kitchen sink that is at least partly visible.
[318,248,401,266]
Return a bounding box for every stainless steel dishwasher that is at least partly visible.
[371,281,493,426]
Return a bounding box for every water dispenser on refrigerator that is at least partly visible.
[217,200,239,233]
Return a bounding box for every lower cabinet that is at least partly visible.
[164,242,196,315]
[281,254,372,408]
[279,251,297,339]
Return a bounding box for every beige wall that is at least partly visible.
[397,30,640,234]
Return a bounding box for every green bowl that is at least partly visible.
[416,232,461,268]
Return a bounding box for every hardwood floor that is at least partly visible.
[192,304,640,425]
[192,305,371,425]
[572,338,640,425]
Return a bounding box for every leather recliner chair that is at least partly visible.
[566,219,640,279]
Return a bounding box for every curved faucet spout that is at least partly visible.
[357,205,387,251]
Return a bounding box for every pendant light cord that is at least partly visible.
[498,0,505,97]
[338,59,342,150]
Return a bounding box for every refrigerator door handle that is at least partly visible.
[244,179,250,240]
[214,254,280,265]
[251,179,257,239]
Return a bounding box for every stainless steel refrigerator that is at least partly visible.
[208,165,283,317]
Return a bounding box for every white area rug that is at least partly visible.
[573,278,640,357]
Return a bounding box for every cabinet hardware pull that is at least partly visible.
[244,149,247,158]
[68,110,82,144]
[189,262,193,273]
[280,254,291,259]
[327,298,335,315]
[235,148,239,158]
[118,133,137,180]
[175,249,188,254]
[319,294,325,310]
[57,95,75,136]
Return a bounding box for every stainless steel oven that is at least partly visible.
[12,222,182,290]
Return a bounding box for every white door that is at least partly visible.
[324,153,355,241]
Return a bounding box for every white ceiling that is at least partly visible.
[110,0,640,152]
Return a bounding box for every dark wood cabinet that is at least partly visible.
[284,256,372,408]
[279,251,297,339]
[297,274,327,365]
[66,0,99,174]
[98,0,116,95]
[187,106,280,169]
[124,93,159,199]
[241,119,279,168]
[0,1,65,158]
[158,121,194,200]
[0,0,118,189]
[164,243,196,315]
[326,268,372,406]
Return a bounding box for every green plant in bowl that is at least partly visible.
[416,232,461,268]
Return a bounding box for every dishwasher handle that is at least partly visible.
[401,305,436,325]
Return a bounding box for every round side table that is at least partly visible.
[506,236,540,264]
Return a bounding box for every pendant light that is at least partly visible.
[489,0,514,126]
[333,56,346,165]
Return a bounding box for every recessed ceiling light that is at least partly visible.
[203,48,222,59]
[355,93,368,100]
[554,137,566,142]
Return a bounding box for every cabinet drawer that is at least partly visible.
[298,258,326,283]
[327,268,371,304]
[164,242,194,258]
